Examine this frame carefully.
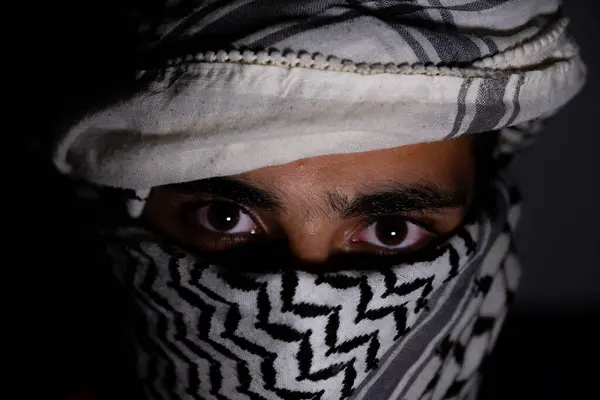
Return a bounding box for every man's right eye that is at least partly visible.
[179,201,266,252]
[192,202,258,234]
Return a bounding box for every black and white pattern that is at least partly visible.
[107,225,472,399]
[104,178,517,399]
[350,184,519,400]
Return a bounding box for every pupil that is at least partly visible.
[375,217,408,246]
[207,202,240,232]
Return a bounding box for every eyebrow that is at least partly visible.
[341,184,468,218]
[169,177,467,217]
[168,177,281,211]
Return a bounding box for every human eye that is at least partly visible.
[182,201,264,251]
[193,201,257,234]
[350,216,435,255]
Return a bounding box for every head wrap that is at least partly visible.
[53,0,584,190]
[52,1,585,399]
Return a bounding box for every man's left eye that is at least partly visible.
[352,216,432,252]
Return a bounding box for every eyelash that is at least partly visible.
[364,214,435,234]
[179,201,264,251]
[354,216,437,255]
[179,199,441,257]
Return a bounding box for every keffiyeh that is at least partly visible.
[52,1,585,399]
[53,0,584,189]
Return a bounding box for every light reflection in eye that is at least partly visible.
[352,216,431,251]
[194,202,258,234]
[186,201,434,255]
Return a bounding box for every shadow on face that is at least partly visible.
[143,135,475,271]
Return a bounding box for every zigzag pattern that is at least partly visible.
[109,224,476,400]
[416,225,517,400]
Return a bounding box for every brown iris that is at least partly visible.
[374,216,408,246]
[205,202,241,232]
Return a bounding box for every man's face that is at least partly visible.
[144,136,475,270]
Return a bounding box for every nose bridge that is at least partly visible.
[279,209,337,264]
[271,167,345,264]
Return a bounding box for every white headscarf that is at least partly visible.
[53,0,584,190]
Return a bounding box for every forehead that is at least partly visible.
[234,136,474,198]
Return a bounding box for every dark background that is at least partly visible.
[513,0,600,313]
[26,1,599,399]
[481,1,599,398]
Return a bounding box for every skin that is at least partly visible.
[143,135,475,270]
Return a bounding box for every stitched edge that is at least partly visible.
[472,17,569,68]
[136,18,571,80]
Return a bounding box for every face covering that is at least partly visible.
[51,1,584,399]
[98,174,519,400]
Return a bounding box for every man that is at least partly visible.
[53,0,585,399]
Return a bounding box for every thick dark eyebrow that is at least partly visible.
[342,183,469,218]
[168,178,467,218]
[167,177,281,211]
